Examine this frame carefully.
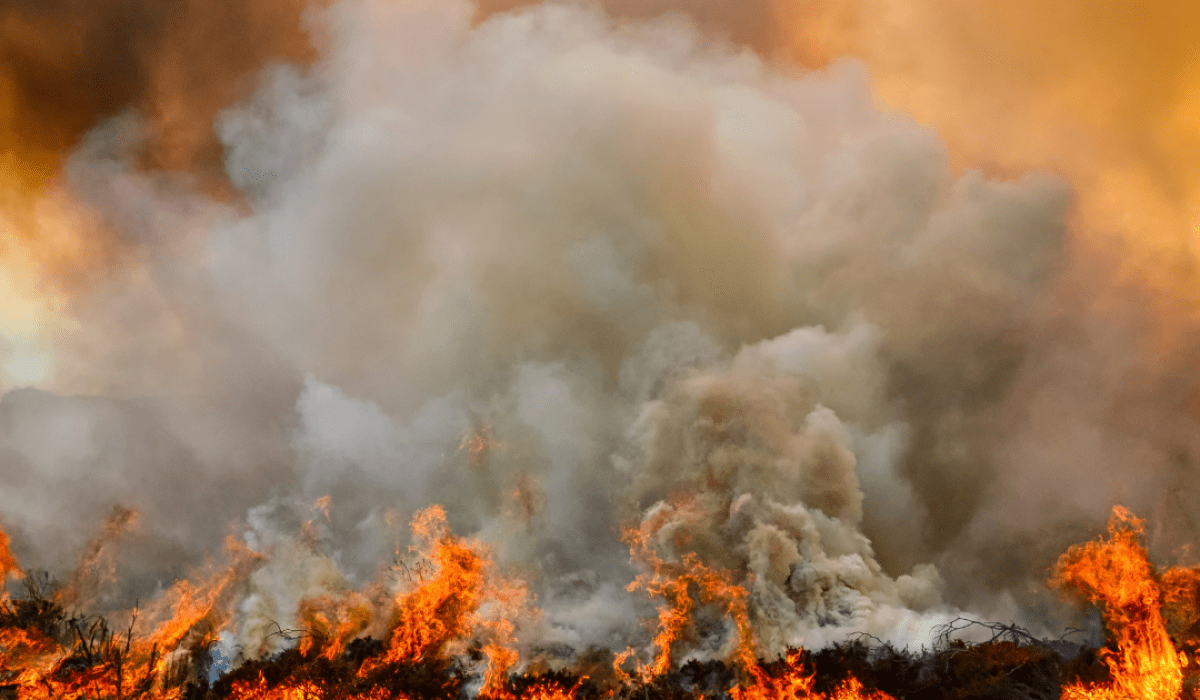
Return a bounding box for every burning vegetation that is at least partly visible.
[0,504,1195,699]
[2,1,1199,700]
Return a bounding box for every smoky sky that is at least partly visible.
[0,0,320,186]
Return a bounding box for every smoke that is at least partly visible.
[474,0,781,54]
[0,0,321,184]
[4,0,1197,667]
[0,0,326,387]
[769,0,1200,304]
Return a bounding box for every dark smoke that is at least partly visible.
[0,0,320,190]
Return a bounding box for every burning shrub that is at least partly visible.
[9,503,1200,699]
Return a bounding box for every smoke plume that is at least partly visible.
[2,0,1198,670]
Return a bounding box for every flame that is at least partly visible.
[0,520,264,700]
[222,674,583,700]
[0,526,52,686]
[297,592,373,661]
[366,506,576,700]
[496,678,584,700]
[616,496,757,684]
[57,506,139,611]
[0,527,18,583]
[226,674,401,700]
[226,505,570,700]
[731,649,896,700]
[269,505,533,697]
[141,548,254,657]
[360,505,526,676]
[1052,505,1195,700]
[21,501,1200,700]
[460,424,501,470]
[618,495,893,700]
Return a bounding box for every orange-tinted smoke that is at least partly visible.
[0,0,322,187]
[480,0,1199,312]
[0,0,325,345]
[774,0,1200,306]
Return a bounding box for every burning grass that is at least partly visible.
[0,505,1196,699]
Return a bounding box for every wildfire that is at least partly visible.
[616,497,757,684]
[1053,505,1199,700]
[730,649,895,700]
[0,528,18,583]
[249,505,547,700]
[57,505,139,612]
[8,498,1200,699]
[0,504,557,700]
[0,508,264,700]
[360,506,527,682]
[618,495,895,700]
[225,675,401,700]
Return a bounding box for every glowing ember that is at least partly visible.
[731,650,895,700]
[226,675,399,700]
[0,1,1196,699]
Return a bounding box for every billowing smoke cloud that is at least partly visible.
[769,0,1200,306]
[6,0,1199,667]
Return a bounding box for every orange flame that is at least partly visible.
[363,506,512,669]
[0,523,263,700]
[57,505,139,612]
[297,592,373,661]
[616,496,756,684]
[0,525,18,584]
[1052,505,1193,700]
[18,498,1192,700]
[315,505,531,699]
[226,674,401,700]
[731,649,896,700]
[261,505,558,700]
[619,495,892,700]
